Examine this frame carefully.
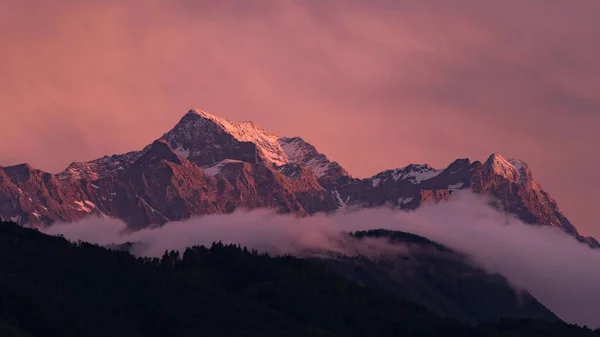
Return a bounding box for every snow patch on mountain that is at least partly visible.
[449,183,465,193]
[173,110,347,180]
[486,153,529,183]
[279,136,341,178]
[57,151,143,181]
[395,165,442,183]
[202,159,244,176]
[139,197,170,222]
[332,190,350,209]
[172,145,191,159]
[187,109,288,166]
[371,178,382,187]
[371,164,442,185]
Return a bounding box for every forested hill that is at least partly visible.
[0,220,598,337]
[319,229,560,325]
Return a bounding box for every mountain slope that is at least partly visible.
[0,109,595,246]
[114,228,560,325]
[317,229,559,325]
[2,220,599,337]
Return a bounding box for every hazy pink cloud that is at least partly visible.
[1,0,599,237]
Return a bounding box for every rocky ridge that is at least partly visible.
[0,109,596,247]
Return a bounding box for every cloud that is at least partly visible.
[42,192,600,328]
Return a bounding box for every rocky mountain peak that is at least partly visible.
[186,108,213,118]
[168,110,350,182]
[484,153,531,183]
[2,163,36,182]
[164,109,287,167]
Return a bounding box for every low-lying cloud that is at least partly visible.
[42,192,600,328]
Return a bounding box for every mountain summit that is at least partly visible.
[0,109,596,246]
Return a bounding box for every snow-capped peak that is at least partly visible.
[485,153,529,182]
[172,110,348,180]
[202,159,244,176]
[174,109,289,166]
[57,109,348,184]
[186,109,237,129]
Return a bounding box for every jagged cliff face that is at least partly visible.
[0,109,596,247]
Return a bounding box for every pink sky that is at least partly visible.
[1,0,599,237]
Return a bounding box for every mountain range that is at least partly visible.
[0,109,596,247]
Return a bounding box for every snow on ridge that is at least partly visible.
[202,159,244,176]
[187,109,289,166]
[332,190,350,210]
[279,137,334,178]
[172,145,191,159]
[368,154,529,187]
[186,110,344,178]
[487,153,528,182]
[448,182,465,193]
[56,151,143,181]
[397,165,442,183]
[53,109,342,182]
[371,164,442,185]
[371,178,381,187]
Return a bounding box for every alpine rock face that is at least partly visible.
[0,109,596,246]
